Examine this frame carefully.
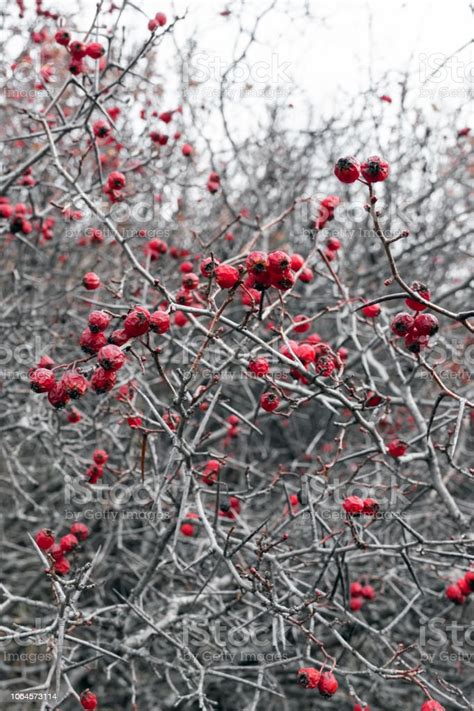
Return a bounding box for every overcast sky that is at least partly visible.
[73,0,473,116]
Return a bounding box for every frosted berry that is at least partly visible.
[445,583,465,605]
[421,701,445,711]
[30,368,56,393]
[150,310,170,334]
[362,303,381,318]
[215,264,240,289]
[90,367,116,393]
[390,312,415,337]
[62,371,89,399]
[124,306,150,337]
[297,667,320,689]
[360,155,390,183]
[88,310,111,332]
[414,313,439,337]
[98,344,126,371]
[248,358,270,377]
[48,383,70,409]
[53,557,71,575]
[334,156,360,183]
[93,449,109,465]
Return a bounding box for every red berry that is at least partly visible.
[354,705,370,711]
[414,313,439,337]
[299,267,313,283]
[53,557,71,575]
[82,272,101,290]
[200,256,220,278]
[334,156,360,183]
[98,344,126,371]
[88,310,111,332]
[350,597,364,611]
[150,310,170,334]
[55,29,71,46]
[248,358,270,377]
[182,272,200,290]
[387,439,407,458]
[360,155,390,183]
[80,328,108,354]
[48,382,70,409]
[350,582,363,597]
[362,303,381,318]
[107,171,126,190]
[69,40,87,58]
[80,690,98,710]
[61,371,89,399]
[404,329,429,354]
[260,392,280,412]
[70,522,89,541]
[123,306,150,337]
[35,528,55,550]
[293,314,311,333]
[290,253,305,270]
[421,701,446,711]
[343,496,364,515]
[86,464,104,484]
[405,281,431,312]
[155,12,167,25]
[30,367,56,393]
[362,498,379,515]
[270,269,295,291]
[49,543,64,561]
[90,367,116,393]
[180,522,195,537]
[93,449,108,465]
[60,533,78,553]
[457,577,471,596]
[246,251,269,275]
[92,119,110,138]
[464,570,474,592]
[361,585,376,600]
[67,408,82,423]
[297,667,320,689]
[445,583,465,605]
[182,143,193,157]
[108,329,129,346]
[86,42,105,59]
[268,250,291,273]
[215,264,240,289]
[318,671,338,697]
[390,312,415,337]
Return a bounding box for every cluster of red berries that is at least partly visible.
[54,29,105,76]
[207,171,221,193]
[30,305,171,410]
[201,459,222,485]
[0,197,33,234]
[315,194,340,230]
[104,170,126,202]
[334,155,390,184]
[80,689,98,710]
[445,569,474,605]
[342,496,380,516]
[35,522,89,576]
[297,668,338,697]
[349,581,376,612]
[86,449,109,485]
[390,284,438,353]
[147,11,167,31]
